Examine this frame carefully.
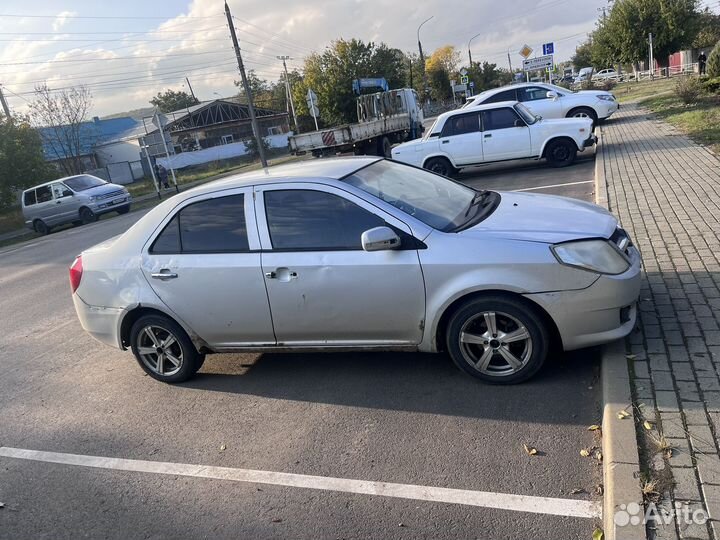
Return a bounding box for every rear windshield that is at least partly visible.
[63,175,107,192]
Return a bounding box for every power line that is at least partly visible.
[0,12,225,20]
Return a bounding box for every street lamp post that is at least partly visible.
[468,32,482,67]
[417,16,433,102]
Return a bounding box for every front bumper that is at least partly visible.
[596,100,619,120]
[524,246,642,351]
[89,194,132,214]
[72,293,126,349]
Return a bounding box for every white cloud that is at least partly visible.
[52,11,77,32]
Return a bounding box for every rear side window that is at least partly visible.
[264,190,384,250]
[150,194,249,253]
[36,185,52,203]
[440,112,480,137]
[23,190,37,206]
[482,89,517,104]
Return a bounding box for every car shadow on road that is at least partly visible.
[187,348,601,425]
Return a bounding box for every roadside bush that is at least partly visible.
[703,76,720,94]
[597,80,617,92]
[708,41,720,78]
[244,135,271,160]
[674,76,703,104]
[580,79,597,90]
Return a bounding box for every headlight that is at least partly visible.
[551,239,630,275]
[89,195,99,201]
[597,95,615,102]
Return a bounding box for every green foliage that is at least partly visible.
[149,89,199,113]
[244,134,270,159]
[674,76,703,103]
[292,39,407,126]
[703,76,720,94]
[708,41,720,78]
[693,10,720,48]
[427,67,451,100]
[571,40,594,69]
[467,61,512,93]
[0,117,55,209]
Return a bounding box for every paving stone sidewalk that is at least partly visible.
[601,103,720,539]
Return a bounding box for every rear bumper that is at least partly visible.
[583,135,598,148]
[72,293,126,349]
[524,246,642,351]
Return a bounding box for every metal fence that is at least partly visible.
[86,160,145,185]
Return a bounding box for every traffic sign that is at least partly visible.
[306,89,318,107]
[519,44,533,59]
[522,54,553,72]
[459,68,468,76]
[469,81,475,88]
[460,75,469,84]
[542,42,554,55]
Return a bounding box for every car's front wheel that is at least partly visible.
[424,157,456,177]
[129,314,204,383]
[446,295,549,384]
[545,139,577,168]
[80,207,97,224]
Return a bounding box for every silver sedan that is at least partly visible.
[70,157,641,384]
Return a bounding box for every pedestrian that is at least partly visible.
[698,51,707,75]
[155,164,169,189]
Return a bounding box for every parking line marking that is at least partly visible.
[513,180,594,192]
[0,447,600,519]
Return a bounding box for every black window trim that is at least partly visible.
[149,193,253,255]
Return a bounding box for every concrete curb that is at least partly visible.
[595,127,645,540]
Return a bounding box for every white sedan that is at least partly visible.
[70,158,640,385]
[463,82,618,122]
[391,101,595,176]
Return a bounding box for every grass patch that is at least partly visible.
[639,93,720,155]
[0,207,25,235]
[614,78,676,103]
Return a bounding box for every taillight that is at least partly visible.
[69,255,83,293]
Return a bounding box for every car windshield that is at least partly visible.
[514,103,538,124]
[424,117,442,139]
[343,160,478,231]
[63,175,107,192]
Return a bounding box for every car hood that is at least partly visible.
[576,90,613,98]
[459,191,617,243]
[82,183,125,196]
[537,117,593,131]
[391,137,428,155]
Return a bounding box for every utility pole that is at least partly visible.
[417,16,433,102]
[648,32,654,79]
[224,1,267,168]
[507,48,513,73]
[0,84,11,122]
[185,77,197,101]
[276,55,299,134]
[409,58,413,89]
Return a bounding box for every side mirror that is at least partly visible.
[546,91,559,100]
[361,226,401,252]
[62,190,73,197]
[514,119,525,128]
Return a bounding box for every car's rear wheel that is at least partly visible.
[424,157,456,177]
[80,207,97,224]
[545,139,577,168]
[129,314,204,383]
[33,219,49,235]
[567,107,597,123]
[445,295,549,384]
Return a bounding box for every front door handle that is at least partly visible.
[151,270,178,280]
[267,268,298,282]
[441,139,450,144]
[484,134,492,138]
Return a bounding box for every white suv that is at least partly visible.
[392,101,595,176]
[462,82,618,123]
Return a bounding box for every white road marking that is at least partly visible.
[0,447,601,519]
[513,180,594,192]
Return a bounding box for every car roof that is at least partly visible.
[21,174,99,192]
[181,156,382,196]
[439,100,519,120]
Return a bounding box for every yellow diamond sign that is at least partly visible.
[519,44,533,59]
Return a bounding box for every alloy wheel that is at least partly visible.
[136,325,184,376]
[458,311,533,377]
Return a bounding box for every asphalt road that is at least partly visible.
[0,157,602,539]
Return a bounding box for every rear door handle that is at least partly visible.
[151,270,178,280]
[484,134,492,138]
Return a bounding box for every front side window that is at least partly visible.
[264,190,384,250]
[440,112,480,137]
[482,108,522,131]
[343,160,477,231]
[36,185,52,203]
[51,183,71,199]
[518,87,549,102]
[151,194,249,253]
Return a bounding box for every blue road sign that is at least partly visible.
[469,81,474,88]
[543,42,554,55]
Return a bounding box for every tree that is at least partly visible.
[708,40,720,77]
[598,0,700,69]
[571,40,594,68]
[234,70,271,106]
[0,117,54,209]
[467,61,511,92]
[693,10,720,49]
[294,38,410,126]
[425,45,461,76]
[29,84,92,176]
[149,89,199,112]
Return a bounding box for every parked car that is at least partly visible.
[574,67,594,85]
[70,157,641,385]
[391,101,595,175]
[593,68,622,82]
[462,82,618,123]
[22,175,132,235]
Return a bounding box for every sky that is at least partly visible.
[0,0,714,118]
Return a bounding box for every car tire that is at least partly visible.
[33,219,50,235]
[379,136,392,158]
[129,314,204,384]
[424,157,456,177]
[445,295,549,384]
[117,205,130,215]
[80,207,97,224]
[544,139,577,168]
[567,107,598,123]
